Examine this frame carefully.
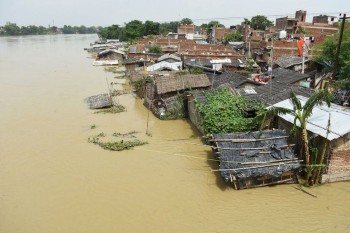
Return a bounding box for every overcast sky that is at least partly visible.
[0,0,349,27]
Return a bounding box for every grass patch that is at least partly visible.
[88,133,148,151]
[90,124,96,129]
[94,105,126,114]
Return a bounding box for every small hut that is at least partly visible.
[93,49,125,66]
[210,130,300,190]
[144,74,211,118]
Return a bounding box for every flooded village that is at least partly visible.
[86,10,350,189]
[1,6,350,233]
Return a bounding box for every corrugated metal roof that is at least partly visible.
[272,95,350,141]
[98,49,125,56]
[147,61,182,72]
[157,54,181,62]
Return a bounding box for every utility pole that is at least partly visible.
[332,14,347,80]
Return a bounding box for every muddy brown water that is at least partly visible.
[0,34,349,233]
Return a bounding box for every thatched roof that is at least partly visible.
[155,74,211,94]
[210,130,300,182]
[85,93,112,109]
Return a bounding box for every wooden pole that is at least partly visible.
[332,14,346,80]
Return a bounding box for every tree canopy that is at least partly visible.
[246,15,273,30]
[98,20,180,40]
[180,18,193,25]
[223,31,243,44]
[314,20,350,89]
[0,22,98,36]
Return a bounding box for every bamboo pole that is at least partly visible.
[214,144,295,150]
[253,178,295,188]
[212,161,300,172]
[209,136,289,143]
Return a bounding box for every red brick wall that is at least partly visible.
[326,150,350,175]
[177,24,195,34]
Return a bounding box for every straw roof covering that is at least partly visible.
[155,74,211,94]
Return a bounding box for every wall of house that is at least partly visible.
[321,148,350,183]
[188,96,205,134]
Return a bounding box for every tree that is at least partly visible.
[223,31,243,44]
[180,18,193,25]
[3,22,21,35]
[255,90,333,186]
[149,45,162,54]
[98,24,121,40]
[159,21,179,34]
[314,21,350,90]
[250,15,273,30]
[207,21,224,29]
[144,20,160,35]
[124,20,145,40]
[242,18,251,26]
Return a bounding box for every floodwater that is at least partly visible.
[0,34,349,233]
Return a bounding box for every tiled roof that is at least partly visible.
[274,55,310,68]
[241,80,314,105]
[208,72,262,89]
[270,68,310,84]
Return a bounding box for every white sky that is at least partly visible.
[0,0,349,27]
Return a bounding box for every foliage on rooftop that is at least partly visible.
[196,88,264,134]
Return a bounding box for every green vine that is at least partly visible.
[196,88,262,134]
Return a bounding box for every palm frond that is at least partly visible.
[289,91,302,111]
[254,106,295,129]
[303,90,333,119]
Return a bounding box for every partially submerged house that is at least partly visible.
[272,95,350,183]
[187,73,263,134]
[210,130,300,190]
[123,58,151,73]
[93,49,125,66]
[144,74,211,118]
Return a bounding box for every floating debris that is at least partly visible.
[94,105,126,114]
[113,131,139,138]
[85,93,112,109]
[88,133,148,151]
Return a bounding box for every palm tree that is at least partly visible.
[255,90,333,185]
